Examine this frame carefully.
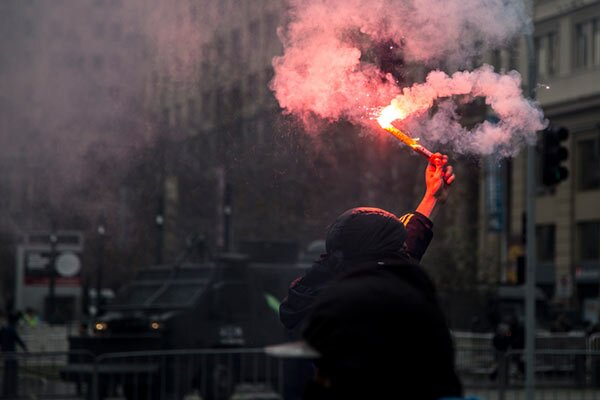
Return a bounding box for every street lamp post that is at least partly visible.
[47,227,58,324]
[223,183,232,252]
[156,209,164,264]
[96,221,106,316]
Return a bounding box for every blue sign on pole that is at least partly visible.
[484,115,504,233]
[485,157,504,232]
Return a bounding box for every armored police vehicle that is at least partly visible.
[64,248,310,399]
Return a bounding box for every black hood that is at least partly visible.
[325,207,407,264]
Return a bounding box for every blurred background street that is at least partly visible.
[1,0,600,398]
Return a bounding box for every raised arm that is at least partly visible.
[400,153,455,261]
[416,153,455,219]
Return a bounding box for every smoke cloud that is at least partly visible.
[389,66,545,157]
[271,0,543,156]
[0,0,208,229]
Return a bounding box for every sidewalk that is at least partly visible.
[19,323,70,353]
[467,388,600,400]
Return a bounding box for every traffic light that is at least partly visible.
[541,125,569,186]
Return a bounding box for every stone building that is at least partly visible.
[479,0,600,320]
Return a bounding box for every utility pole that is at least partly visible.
[524,4,538,397]
[47,223,58,324]
[223,183,233,252]
[156,199,165,264]
[96,219,106,316]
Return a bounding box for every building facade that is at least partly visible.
[479,0,600,320]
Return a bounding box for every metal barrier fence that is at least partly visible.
[7,347,600,399]
[1,349,283,400]
[588,333,600,351]
[0,350,95,399]
[93,349,283,400]
[460,349,600,400]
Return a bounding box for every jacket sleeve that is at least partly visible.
[279,257,335,335]
[399,211,433,262]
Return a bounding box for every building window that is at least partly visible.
[264,67,275,102]
[508,45,518,70]
[536,224,555,264]
[188,99,196,127]
[249,21,259,50]
[265,13,277,43]
[535,32,558,77]
[201,62,210,80]
[216,89,225,122]
[264,67,274,87]
[244,119,257,145]
[163,108,170,126]
[491,49,502,70]
[218,0,227,14]
[216,36,224,61]
[112,23,122,41]
[577,137,600,190]
[575,17,600,69]
[92,55,104,69]
[231,29,241,58]
[174,104,182,127]
[189,3,198,22]
[577,221,600,265]
[230,85,241,112]
[109,86,120,100]
[247,73,257,98]
[95,22,105,38]
[256,118,266,145]
[202,91,212,120]
[594,19,600,66]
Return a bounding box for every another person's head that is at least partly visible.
[7,312,20,326]
[325,207,408,272]
[302,264,462,399]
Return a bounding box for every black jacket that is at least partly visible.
[280,211,434,333]
[0,324,26,353]
[302,261,462,399]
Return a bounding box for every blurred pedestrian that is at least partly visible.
[550,312,573,333]
[22,307,40,329]
[490,314,524,381]
[0,312,28,397]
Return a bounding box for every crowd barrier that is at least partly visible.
[0,349,283,400]
[3,339,600,399]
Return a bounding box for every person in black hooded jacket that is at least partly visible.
[302,260,463,399]
[279,153,455,334]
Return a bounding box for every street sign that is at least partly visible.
[15,231,84,316]
[55,252,81,278]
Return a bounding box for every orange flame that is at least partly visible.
[377,103,433,160]
[376,103,407,129]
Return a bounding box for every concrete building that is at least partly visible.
[479,0,600,320]
[0,0,153,315]
[151,0,287,254]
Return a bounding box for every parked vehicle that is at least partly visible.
[63,252,308,399]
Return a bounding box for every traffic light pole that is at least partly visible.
[525,18,538,400]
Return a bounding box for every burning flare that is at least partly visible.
[376,104,407,129]
[377,104,433,160]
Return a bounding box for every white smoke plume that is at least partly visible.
[271,0,544,156]
[387,65,545,156]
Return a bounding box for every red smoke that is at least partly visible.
[271,0,544,157]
